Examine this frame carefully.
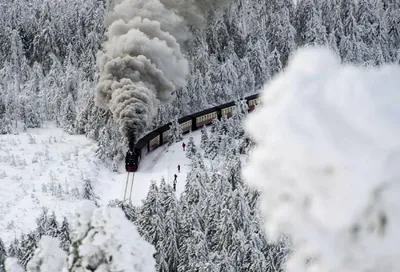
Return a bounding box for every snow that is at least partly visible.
[67,201,156,272]
[243,46,400,272]
[0,123,200,244]
[26,236,67,272]
[4,258,24,272]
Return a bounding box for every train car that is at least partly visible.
[126,92,262,172]
[219,101,236,118]
[133,138,149,162]
[192,107,219,128]
[157,123,172,145]
[178,116,195,134]
[246,94,260,111]
[147,131,161,152]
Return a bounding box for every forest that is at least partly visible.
[0,0,399,164]
[0,0,400,271]
[0,106,290,271]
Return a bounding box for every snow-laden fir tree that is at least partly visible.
[18,233,37,268]
[185,136,197,159]
[7,239,20,260]
[137,181,166,268]
[200,126,208,150]
[4,258,24,272]
[26,236,67,272]
[68,201,156,271]
[0,237,6,272]
[169,116,183,144]
[58,217,70,252]
[158,181,180,272]
[45,212,58,238]
[82,178,96,202]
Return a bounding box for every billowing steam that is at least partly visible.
[95,0,226,143]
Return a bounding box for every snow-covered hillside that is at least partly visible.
[0,124,199,244]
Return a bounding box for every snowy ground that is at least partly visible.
[0,124,199,244]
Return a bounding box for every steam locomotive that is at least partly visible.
[125,93,260,172]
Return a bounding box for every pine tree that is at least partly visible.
[26,236,67,272]
[169,116,183,143]
[68,202,156,271]
[185,136,197,159]
[7,238,20,259]
[246,39,269,89]
[35,207,50,238]
[200,126,209,150]
[137,181,166,260]
[62,93,76,134]
[267,48,283,78]
[158,181,180,272]
[0,237,6,272]
[58,217,70,252]
[19,232,37,267]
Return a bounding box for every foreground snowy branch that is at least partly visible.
[243,46,400,272]
[6,201,155,272]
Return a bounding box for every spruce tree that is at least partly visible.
[58,216,70,252]
[169,116,183,143]
[200,126,209,150]
[45,211,58,237]
[185,136,197,159]
[82,178,96,201]
[0,237,6,272]
[19,232,37,267]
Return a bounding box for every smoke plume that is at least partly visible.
[96,0,226,143]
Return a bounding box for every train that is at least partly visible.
[125,93,261,172]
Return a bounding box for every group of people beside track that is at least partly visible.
[125,141,187,192]
[173,142,185,191]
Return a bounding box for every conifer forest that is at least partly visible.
[0,0,400,271]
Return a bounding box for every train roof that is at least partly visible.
[217,100,236,110]
[178,115,194,123]
[144,131,160,140]
[134,138,148,150]
[156,123,171,133]
[245,93,259,100]
[192,106,219,118]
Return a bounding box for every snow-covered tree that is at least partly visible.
[68,201,156,271]
[200,126,208,150]
[82,178,96,201]
[26,236,67,272]
[0,238,6,272]
[19,233,37,268]
[58,217,70,252]
[4,258,24,272]
[185,136,197,159]
[169,116,183,143]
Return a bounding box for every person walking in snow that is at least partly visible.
[182,142,186,151]
[177,164,180,173]
[173,174,178,191]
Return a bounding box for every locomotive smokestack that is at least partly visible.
[95,0,229,144]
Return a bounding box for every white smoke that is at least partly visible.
[96,0,227,142]
[243,46,400,272]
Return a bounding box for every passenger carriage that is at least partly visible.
[157,123,172,145]
[178,116,194,134]
[219,101,236,118]
[193,108,219,128]
[246,94,261,111]
[147,131,161,152]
